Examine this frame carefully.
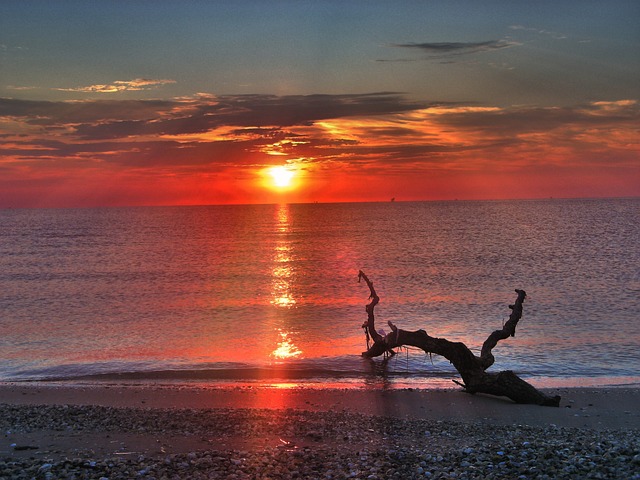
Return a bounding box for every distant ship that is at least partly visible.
[390,197,395,202]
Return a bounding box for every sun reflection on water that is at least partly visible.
[268,204,302,361]
[271,330,302,360]
[270,205,296,308]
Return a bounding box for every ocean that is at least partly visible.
[1,199,638,389]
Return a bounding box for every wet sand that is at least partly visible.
[2,383,639,429]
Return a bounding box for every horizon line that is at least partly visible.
[1,195,638,211]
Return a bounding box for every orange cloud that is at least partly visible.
[56,78,176,93]
[0,94,638,207]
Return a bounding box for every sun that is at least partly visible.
[269,166,295,188]
[260,164,301,192]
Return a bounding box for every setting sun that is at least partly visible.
[269,166,295,188]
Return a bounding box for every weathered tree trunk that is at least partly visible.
[358,270,560,407]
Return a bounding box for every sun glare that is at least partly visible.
[269,166,295,188]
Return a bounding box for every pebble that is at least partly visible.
[0,403,638,479]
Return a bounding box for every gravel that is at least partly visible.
[1,404,638,479]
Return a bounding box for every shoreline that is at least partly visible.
[1,384,639,479]
[2,382,639,429]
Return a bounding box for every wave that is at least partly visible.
[5,357,640,391]
[4,356,458,384]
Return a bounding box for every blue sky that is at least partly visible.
[3,1,638,104]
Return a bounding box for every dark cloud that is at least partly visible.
[0,94,414,168]
[1,94,637,175]
[70,93,427,140]
[0,132,267,171]
[0,97,176,123]
[385,40,518,61]
[438,102,640,133]
[393,40,510,52]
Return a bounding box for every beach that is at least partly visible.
[1,384,638,479]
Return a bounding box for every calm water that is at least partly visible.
[1,199,639,389]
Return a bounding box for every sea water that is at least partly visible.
[1,199,638,389]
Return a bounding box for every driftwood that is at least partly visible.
[358,270,560,406]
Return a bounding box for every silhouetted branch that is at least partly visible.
[358,271,560,407]
[479,289,526,369]
[358,270,394,357]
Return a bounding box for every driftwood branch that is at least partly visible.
[358,271,394,357]
[479,289,526,370]
[358,271,560,407]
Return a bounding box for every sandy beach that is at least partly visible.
[1,383,639,479]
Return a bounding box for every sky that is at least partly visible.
[1,0,638,208]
